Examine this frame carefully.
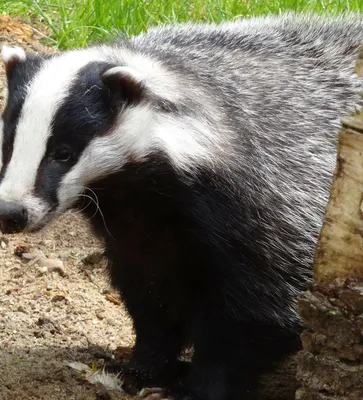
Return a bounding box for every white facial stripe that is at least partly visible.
[57,103,215,212]
[57,103,155,211]
[0,48,106,205]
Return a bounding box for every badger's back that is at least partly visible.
[117,14,363,324]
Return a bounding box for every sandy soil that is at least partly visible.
[0,15,134,400]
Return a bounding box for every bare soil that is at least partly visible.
[0,16,134,400]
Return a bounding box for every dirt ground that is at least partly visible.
[0,15,135,400]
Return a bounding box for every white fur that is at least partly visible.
[0,48,107,229]
[57,103,215,213]
[0,44,217,229]
[100,46,185,103]
[1,45,26,64]
[103,66,144,85]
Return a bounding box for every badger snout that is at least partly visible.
[0,199,28,234]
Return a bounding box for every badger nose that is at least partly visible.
[0,200,28,234]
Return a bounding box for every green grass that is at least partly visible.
[1,0,363,50]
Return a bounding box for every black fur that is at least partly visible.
[34,61,119,208]
[3,14,363,400]
[0,54,47,180]
[81,153,301,399]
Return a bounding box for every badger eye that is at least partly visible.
[53,149,71,163]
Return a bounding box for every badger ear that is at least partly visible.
[100,66,145,104]
[1,45,26,80]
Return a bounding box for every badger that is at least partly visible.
[1,12,363,400]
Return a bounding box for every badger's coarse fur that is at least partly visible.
[1,12,363,399]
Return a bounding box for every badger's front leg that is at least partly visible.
[105,305,187,394]
[168,319,300,400]
[103,251,189,394]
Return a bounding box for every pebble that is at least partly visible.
[17,305,27,314]
[22,252,34,260]
[36,266,48,275]
[82,251,104,266]
[105,293,121,306]
[95,309,105,320]
[107,318,117,326]
[14,244,30,257]
[39,258,66,277]
[39,239,52,246]
[0,236,9,249]
[51,295,67,303]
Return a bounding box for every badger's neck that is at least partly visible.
[79,153,192,249]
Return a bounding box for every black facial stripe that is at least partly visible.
[0,54,52,181]
[33,61,119,209]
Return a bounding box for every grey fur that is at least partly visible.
[2,12,363,399]
[120,13,363,324]
[1,11,363,337]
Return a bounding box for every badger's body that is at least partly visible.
[1,13,363,400]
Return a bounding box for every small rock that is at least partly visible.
[87,272,95,282]
[0,236,9,249]
[51,295,67,303]
[42,239,53,246]
[105,293,121,306]
[39,258,66,277]
[33,330,44,338]
[82,251,104,266]
[14,244,30,257]
[17,305,27,314]
[107,318,117,326]
[36,266,48,275]
[36,316,61,334]
[95,309,105,320]
[22,252,34,260]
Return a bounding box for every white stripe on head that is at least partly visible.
[0,48,106,216]
[57,102,214,212]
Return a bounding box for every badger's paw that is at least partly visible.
[139,387,169,400]
[104,361,156,395]
[139,387,196,400]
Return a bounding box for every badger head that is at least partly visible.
[0,44,214,234]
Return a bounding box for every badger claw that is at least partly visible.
[139,387,170,400]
